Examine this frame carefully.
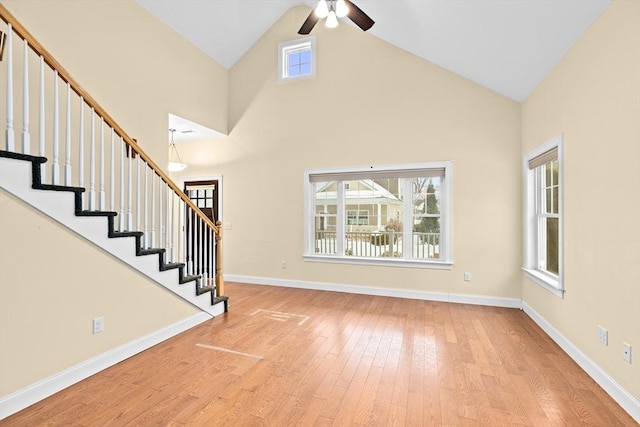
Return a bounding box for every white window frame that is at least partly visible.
[278,37,316,82]
[304,162,453,269]
[523,135,564,297]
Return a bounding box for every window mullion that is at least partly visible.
[336,181,345,256]
[402,178,413,260]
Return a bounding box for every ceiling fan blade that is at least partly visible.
[298,11,320,34]
[345,0,375,31]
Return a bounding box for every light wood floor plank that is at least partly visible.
[2,282,637,426]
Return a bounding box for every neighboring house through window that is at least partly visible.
[278,37,316,82]
[304,162,453,268]
[523,135,564,297]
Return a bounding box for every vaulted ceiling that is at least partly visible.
[137,0,610,103]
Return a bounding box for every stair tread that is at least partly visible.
[160,262,184,271]
[36,183,85,193]
[78,210,117,217]
[196,285,214,296]
[0,150,47,163]
[139,248,165,255]
[111,231,144,238]
[180,274,200,284]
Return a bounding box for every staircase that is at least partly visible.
[0,7,227,316]
[0,150,227,316]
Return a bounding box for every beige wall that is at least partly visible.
[0,190,200,396]
[1,0,228,169]
[522,0,640,399]
[175,6,522,299]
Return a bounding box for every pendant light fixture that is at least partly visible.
[168,128,187,172]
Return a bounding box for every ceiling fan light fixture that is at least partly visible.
[325,10,338,28]
[314,0,329,18]
[335,0,349,18]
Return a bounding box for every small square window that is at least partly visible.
[278,37,316,82]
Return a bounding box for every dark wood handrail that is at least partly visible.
[0,4,219,233]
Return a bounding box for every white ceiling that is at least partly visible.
[137,0,610,103]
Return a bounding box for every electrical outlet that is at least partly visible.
[597,326,608,346]
[281,261,287,269]
[464,272,471,282]
[623,342,632,363]
[93,317,104,334]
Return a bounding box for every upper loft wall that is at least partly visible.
[1,0,228,170]
[216,6,522,298]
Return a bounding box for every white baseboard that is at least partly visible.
[522,301,640,424]
[224,274,522,308]
[0,312,212,420]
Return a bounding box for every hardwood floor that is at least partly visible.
[3,282,637,426]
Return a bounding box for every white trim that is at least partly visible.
[0,312,211,420]
[523,268,564,298]
[303,254,453,269]
[522,301,640,424]
[224,274,520,308]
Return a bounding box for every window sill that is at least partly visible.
[523,268,564,299]
[304,254,453,270]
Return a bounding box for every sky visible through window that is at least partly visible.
[287,49,312,77]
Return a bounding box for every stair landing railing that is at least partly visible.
[0,5,224,299]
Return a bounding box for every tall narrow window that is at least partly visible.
[524,135,563,297]
[304,162,453,269]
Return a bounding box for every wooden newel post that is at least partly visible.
[215,220,224,296]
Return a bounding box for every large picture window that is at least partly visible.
[304,162,453,268]
[523,135,563,297]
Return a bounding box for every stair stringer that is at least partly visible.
[0,155,224,317]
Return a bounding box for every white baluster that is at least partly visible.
[151,172,156,248]
[110,129,115,213]
[21,39,30,154]
[39,56,45,181]
[169,192,175,262]
[99,119,105,210]
[187,208,193,274]
[143,164,148,247]
[178,199,184,264]
[159,179,163,251]
[89,110,96,210]
[203,218,208,287]
[51,71,59,185]
[5,25,14,151]
[127,140,133,231]
[136,155,141,232]
[78,98,84,190]
[64,83,71,185]
[165,186,170,256]
[119,137,125,230]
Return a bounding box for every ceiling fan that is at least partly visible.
[298,0,374,35]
